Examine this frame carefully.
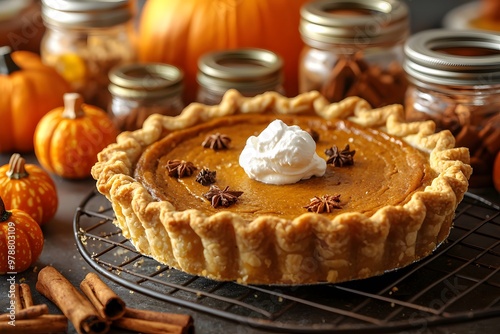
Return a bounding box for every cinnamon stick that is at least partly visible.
[13,283,34,312]
[0,314,67,334]
[112,316,186,334]
[80,273,194,333]
[0,304,48,321]
[36,266,109,334]
[80,272,126,320]
[125,307,193,330]
[13,283,23,313]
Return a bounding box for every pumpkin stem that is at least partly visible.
[0,196,12,222]
[0,46,21,75]
[6,153,29,179]
[62,93,85,119]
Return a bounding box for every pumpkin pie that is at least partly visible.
[92,90,471,285]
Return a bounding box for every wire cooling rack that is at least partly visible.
[74,190,500,333]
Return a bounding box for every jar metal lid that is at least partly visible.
[109,63,184,99]
[197,48,283,94]
[404,29,500,86]
[41,0,132,28]
[299,0,409,48]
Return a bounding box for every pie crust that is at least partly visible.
[92,90,471,285]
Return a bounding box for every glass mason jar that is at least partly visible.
[196,48,285,105]
[299,0,409,107]
[108,63,185,132]
[40,0,136,109]
[404,29,500,189]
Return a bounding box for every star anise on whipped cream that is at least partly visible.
[202,132,231,150]
[203,185,243,208]
[166,159,197,178]
[196,168,217,186]
[304,194,342,213]
[325,144,355,167]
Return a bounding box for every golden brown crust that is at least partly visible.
[92,90,471,285]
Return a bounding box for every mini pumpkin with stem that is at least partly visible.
[0,153,58,225]
[0,46,70,153]
[0,196,44,274]
[34,93,119,179]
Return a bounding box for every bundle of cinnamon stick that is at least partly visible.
[301,53,408,108]
[1,266,194,334]
[0,283,67,333]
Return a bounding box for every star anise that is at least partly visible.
[203,185,243,208]
[305,128,320,142]
[304,194,342,213]
[165,159,197,178]
[325,144,355,167]
[196,168,217,186]
[202,133,231,150]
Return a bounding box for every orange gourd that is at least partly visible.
[137,0,309,103]
[0,196,44,274]
[0,153,58,225]
[34,93,118,179]
[0,46,70,153]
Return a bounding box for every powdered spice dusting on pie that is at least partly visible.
[92,90,471,285]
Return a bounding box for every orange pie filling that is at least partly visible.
[136,114,434,221]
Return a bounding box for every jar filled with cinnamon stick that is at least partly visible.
[108,63,184,132]
[404,29,500,189]
[196,48,285,105]
[298,0,409,107]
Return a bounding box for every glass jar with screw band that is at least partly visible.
[403,29,500,189]
[40,0,136,109]
[196,48,285,105]
[299,0,409,107]
[108,63,184,132]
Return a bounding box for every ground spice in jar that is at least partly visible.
[108,63,184,132]
[196,48,285,105]
[404,29,500,188]
[299,0,409,107]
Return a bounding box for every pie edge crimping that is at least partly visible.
[91,89,472,285]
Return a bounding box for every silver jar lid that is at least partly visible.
[109,63,184,99]
[404,29,500,86]
[300,0,409,48]
[197,48,283,94]
[41,0,132,28]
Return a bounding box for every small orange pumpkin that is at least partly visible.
[0,153,58,225]
[34,93,118,179]
[0,46,70,153]
[0,196,44,274]
[137,0,309,103]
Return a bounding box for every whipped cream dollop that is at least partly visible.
[239,120,326,185]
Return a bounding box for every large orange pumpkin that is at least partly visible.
[0,46,70,153]
[138,0,309,103]
[33,93,118,179]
